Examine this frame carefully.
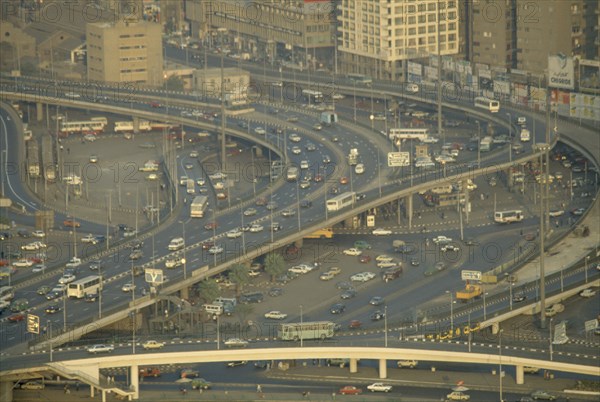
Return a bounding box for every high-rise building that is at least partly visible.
[185,0,336,68]
[86,19,163,85]
[337,0,460,80]
[471,0,516,69]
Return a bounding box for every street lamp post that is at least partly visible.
[482,284,487,320]
[384,305,388,347]
[98,265,102,319]
[353,81,357,122]
[62,286,67,332]
[475,121,481,168]
[509,282,513,311]
[296,180,301,230]
[499,328,504,402]
[300,304,304,348]
[370,114,374,131]
[549,318,554,361]
[182,221,187,280]
[239,200,246,254]
[506,112,512,162]
[446,290,454,334]
[585,256,590,283]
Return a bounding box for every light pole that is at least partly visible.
[482,285,487,320]
[509,282,513,311]
[62,286,67,332]
[505,112,512,162]
[296,180,301,230]
[238,200,246,254]
[549,318,554,361]
[353,80,357,122]
[216,313,220,350]
[585,256,590,283]
[467,311,472,352]
[384,305,388,347]
[181,221,187,280]
[370,114,375,131]
[98,265,102,319]
[475,120,481,168]
[300,304,304,347]
[446,290,454,334]
[499,328,504,402]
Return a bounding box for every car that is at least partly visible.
[322,155,332,164]
[343,248,362,256]
[224,338,249,348]
[45,290,62,300]
[268,287,283,297]
[243,207,257,216]
[180,368,200,378]
[196,178,205,186]
[359,255,372,263]
[32,264,47,273]
[339,386,362,395]
[330,303,346,314]
[266,201,278,210]
[240,292,264,303]
[89,260,103,271]
[23,241,47,250]
[410,258,420,266]
[433,235,452,244]
[513,294,527,303]
[349,320,362,329]
[319,271,335,281]
[191,378,212,390]
[375,255,393,262]
[81,234,98,244]
[128,250,143,260]
[58,274,76,284]
[249,224,264,233]
[208,245,223,254]
[367,383,392,393]
[31,230,45,238]
[226,229,243,239]
[289,264,314,274]
[446,391,470,400]
[371,310,386,321]
[20,381,45,390]
[87,344,114,354]
[13,259,34,268]
[580,288,596,298]
[377,261,398,269]
[341,289,357,299]
[264,311,288,320]
[45,305,61,314]
[281,208,296,217]
[350,272,376,282]
[299,180,311,189]
[165,257,184,268]
[65,257,82,268]
[63,219,81,228]
[291,146,301,154]
[289,133,302,142]
[226,360,248,367]
[336,281,354,290]
[441,244,460,252]
[354,240,372,250]
[300,199,312,208]
[372,228,392,236]
[339,176,349,185]
[36,285,51,295]
[369,296,385,306]
[85,292,98,302]
[305,142,317,151]
[204,222,218,231]
[121,283,136,292]
[328,267,342,275]
[530,390,556,400]
[8,313,26,322]
[523,366,540,374]
[142,340,165,350]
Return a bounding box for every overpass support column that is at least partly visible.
[0,380,14,402]
[349,358,358,374]
[294,238,303,248]
[515,365,524,385]
[130,364,139,399]
[90,385,94,398]
[36,102,44,121]
[133,116,139,134]
[407,194,413,230]
[378,359,387,379]
[101,390,106,402]
[180,287,189,300]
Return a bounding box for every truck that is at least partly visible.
[286,166,299,182]
[320,111,338,126]
[480,136,493,152]
[347,148,359,166]
[190,196,208,218]
[456,284,482,301]
[139,160,159,172]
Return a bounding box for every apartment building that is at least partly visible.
[471,0,516,69]
[337,0,460,81]
[86,19,163,86]
[185,0,335,68]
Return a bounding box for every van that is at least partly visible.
[204,303,223,316]
[168,237,185,251]
[383,267,403,282]
[240,292,264,304]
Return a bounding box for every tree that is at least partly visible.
[163,74,184,92]
[264,252,286,282]
[196,279,220,304]
[235,303,254,326]
[228,264,250,296]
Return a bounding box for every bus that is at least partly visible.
[480,136,493,152]
[301,90,324,104]
[278,321,336,341]
[59,118,107,135]
[114,120,152,133]
[186,179,195,194]
[26,139,40,178]
[520,129,531,142]
[67,275,103,298]
[0,286,15,302]
[494,210,524,224]
[388,128,430,142]
[304,228,334,239]
[190,195,209,218]
[346,73,372,86]
[326,192,356,212]
[474,97,500,113]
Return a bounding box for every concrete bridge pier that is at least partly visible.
[406,194,413,229]
[36,102,44,121]
[516,365,524,385]
[294,238,303,248]
[180,287,189,300]
[378,359,387,379]
[130,364,139,399]
[133,117,140,134]
[349,358,358,374]
[0,380,13,402]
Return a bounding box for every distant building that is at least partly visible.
[193,67,250,103]
[86,19,163,86]
[471,0,516,69]
[0,21,36,71]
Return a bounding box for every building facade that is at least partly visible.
[471,0,516,69]
[86,19,163,85]
[193,67,250,102]
[337,0,460,81]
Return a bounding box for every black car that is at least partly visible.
[370,310,386,321]
[513,294,527,303]
[0,232,12,240]
[17,229,31,238]
[85,293,98,302]
[240,292,264,304]
[340,289,357,299]
[226,361,248,368]
[254,361,268,369]
[300,199,312,208]
[45,305,61,314]
[356,193,367,201]
[268,287,283,297]
[130,240,144,250]
[89,260,103,271]
[330,303,346,314]
[128,250,143,260]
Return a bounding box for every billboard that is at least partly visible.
[548,54,574,90]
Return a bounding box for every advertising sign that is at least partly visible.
[145,268,165,284]
[548,54,574,90]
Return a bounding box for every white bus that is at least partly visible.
[480,136,493,152]
[302,89,324,104]
[326,191,356,212]
[346,73,372,86]
[474,97,500,113]
[278,321,336,341]
[114,120,152,133]
[520,129,531,142]
[59,118,107,135]
[0,286,15,302]
[186,179,195,194]
[494,210,524,224]
[388,128,430,142]
[67,275,103,298]
[190,195,209,218]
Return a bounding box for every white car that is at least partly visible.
[264,311,288,320]
[81,234,97,244]
[122,283,136,292]
[291,146,301,154]
[224,338,248,348]
[372,228,392,236]
[343,248,362,256]
[146,173,159,180]
[165,258,185,268]
[208,245,223,254]
[249,224,264,233]
[31,230,46,238]
[254,127,266,135]
[21,241,46,250]
[376,255,394,262]
[243,208,257,216]
[441,244,460,252]
[87,344,114,354]
[377,261,398,269]
[289,133,302,142]
[65,257,82,268]
[288,264,314,274]
[367,383,392,393]
[190,151,199,158]
[226,229,243,239]
[580,288,596,298]
[208,172,227,180]
[432,236,452,244]
[142,340,165,350]
[58,274,76,284]
[350,272,376,282]
[13,259,34,268]
[446,391,470,400]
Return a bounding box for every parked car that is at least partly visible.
[343,248,362,256]
[264,311,288,320]
[339,386,362,395]
[530,390,557,400]
[142,340,165,350]
[20,381,45,390]
[367,383,392,392]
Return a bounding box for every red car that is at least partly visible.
[201,241,215,250]
[339,177,349,185]
[255,197,268,206]
[204,222,218,230]
[63,219,81,228]
[339,386,362,395]
[149,101,162,108]
[8,313,26,323]
[349,320,362,329]
[359,255,372,263]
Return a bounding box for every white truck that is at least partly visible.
[347,148,359,166]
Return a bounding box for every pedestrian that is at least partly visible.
[64,384,70,394]
[257,384,262,393]
[75,381,80,391]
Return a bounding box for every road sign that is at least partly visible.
[584,319,598,332]
[552,321,569,345]
[387,152,410,167]
[27,314,40,334]
[145,268,164,284]
[461,270,482,281]
[366,215,375,227]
